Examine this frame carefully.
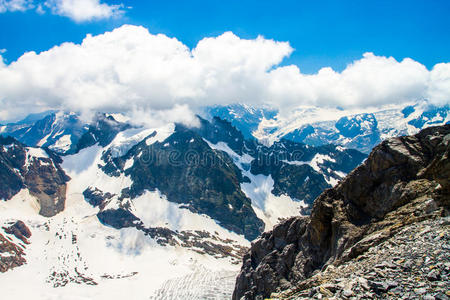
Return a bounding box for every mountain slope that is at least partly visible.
[93,115,366,238]
[233,124,450,299]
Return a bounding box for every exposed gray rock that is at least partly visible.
[233,125,450,299]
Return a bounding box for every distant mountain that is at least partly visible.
[0,112,130,155]
[1,111,87,154]
[205,104,277,139]
[207,102,449,153]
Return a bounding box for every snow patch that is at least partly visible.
[145,123,175,146]
[107,113,130,123]
[205,140,253,171]
[49,134,72,152]
[131,190,249,243]
[123,157,134,170]
[282,153,335,172]
[26,147,49,159]
[241,174,305,230]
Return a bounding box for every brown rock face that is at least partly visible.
[24,156,69,217]
[0,220,32,273]
[233,125,450,300]
[0,136,70,217]
[3,221,32,244]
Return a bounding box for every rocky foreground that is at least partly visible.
[233,125,450,299]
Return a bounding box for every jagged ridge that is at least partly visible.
[233,124,450,299]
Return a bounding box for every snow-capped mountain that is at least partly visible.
[1,111,87,154]
[205,104,277,139]
[0,112,131,155]
[0,111,365,299]
[207,101,449,153]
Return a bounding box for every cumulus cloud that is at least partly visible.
[0,25,448,123]
[0,0,124,21]
[45,0,123,22]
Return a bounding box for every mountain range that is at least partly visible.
[0,109,366,299]
[205,101,449,153]
[0,101,448,299]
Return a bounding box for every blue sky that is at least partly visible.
[1,0,449,73]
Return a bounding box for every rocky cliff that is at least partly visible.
[0,136,70,217]
[233,124,450,299]
[0,221,32,272]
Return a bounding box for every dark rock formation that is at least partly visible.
[97,208,140,229]
[3,220,32,244]
[233,125,450,299]
[0,233,27,273]
[75,113,130,152]
[0,220,31,273]
[250,140,366,205]
[0,136,70,217]
[83,187,114,208]
[104,124,264,240]
[94,116,365,241]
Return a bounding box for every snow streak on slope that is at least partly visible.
[205,139,306,230]
[108,123,175,158]
[241,174,306,230]
[130,190,249,243]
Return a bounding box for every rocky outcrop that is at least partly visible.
[0,220,31,273]
[0,233,27,273]
[233,125,450,299]
[272,217,450,299]
[3,220,32,244]
[0,136,70,217]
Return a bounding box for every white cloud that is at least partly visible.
[0,25,448,123]
[0,0,124,21]
[0,0,34,12]
[45,0,124,22]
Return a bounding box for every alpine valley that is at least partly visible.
[0,101,448,299]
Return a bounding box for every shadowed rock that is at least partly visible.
[233,125,450,300]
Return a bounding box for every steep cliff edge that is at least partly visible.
[233,125,450,299]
